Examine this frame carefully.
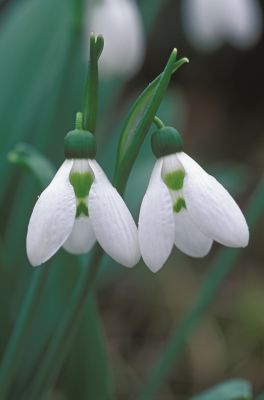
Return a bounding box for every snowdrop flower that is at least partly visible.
[26,125,140,267]
[86,0,145,77]
[182,0,262,51]
[138,125,249,272]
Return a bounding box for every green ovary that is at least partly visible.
[70,172,93,218]
[163,169,185,191]
[173,197,186,213]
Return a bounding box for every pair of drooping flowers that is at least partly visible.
[27,119,249,273]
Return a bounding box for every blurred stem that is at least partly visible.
[0,268,49,399]
[83,34,104,133]
[27,245,103,400]
[72,0,86,32]
[136,176,264,400]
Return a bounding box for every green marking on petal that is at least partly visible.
[70,172,93,198]
[163,170,185,191]
[173,197,186,213]
[76,201,89,218]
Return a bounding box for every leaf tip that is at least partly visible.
[96,34,104,59]
[172,48,177,58]
[90,32,96,46]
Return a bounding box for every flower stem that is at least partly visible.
[136,176,264,400]
[83,33,104,133]
[153,116,165,129]
[25,245,103,400]
[0,268,49,399]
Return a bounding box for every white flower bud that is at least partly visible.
[182,0,262,51]
[86,0,145,77]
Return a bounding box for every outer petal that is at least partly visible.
[174,210,213,257]
[138,159,175,272]
[178,152,249,248]
[88,160,140,267]
[26,160,76,266]
[63,216,96,255]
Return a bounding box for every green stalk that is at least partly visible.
[153,116,165,129]
[136,176,264,400]
[83,34,104,133]
[0,268,49,399]
[26,245,103,400]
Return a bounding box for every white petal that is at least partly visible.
[138,159,175,272]
[88,160,140,267]
[63,216,96,255]
[221,0,262,49]
[182,0,224,51]
[178,152,249,248]
[174,210,213,257]
[26,160,76,266]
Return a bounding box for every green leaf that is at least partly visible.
[191,379,252,400]
[0,1,113,398]
[0,0,75,200]
[114,51,188,193]
[8,143,55,187]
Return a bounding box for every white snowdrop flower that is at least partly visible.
[26,127,140,268]
[86,0,145,77]
[182,0,262,51]
[138,126,249,272]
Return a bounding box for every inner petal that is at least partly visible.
[70,159,94,217]
[174,210,213,257]
[63,216,96,255]
[161,153,187,214]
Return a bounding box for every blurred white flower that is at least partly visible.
[182,0,262,51]
[138,152,249,272]
[86,0,145,77]
[27,159,140,267]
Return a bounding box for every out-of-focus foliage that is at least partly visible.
[191,379,252,400]
[0,0,263,399]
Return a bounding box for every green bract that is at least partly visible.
[64,129,97,159]
[151,127,184,158]
[114,50,188,194]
